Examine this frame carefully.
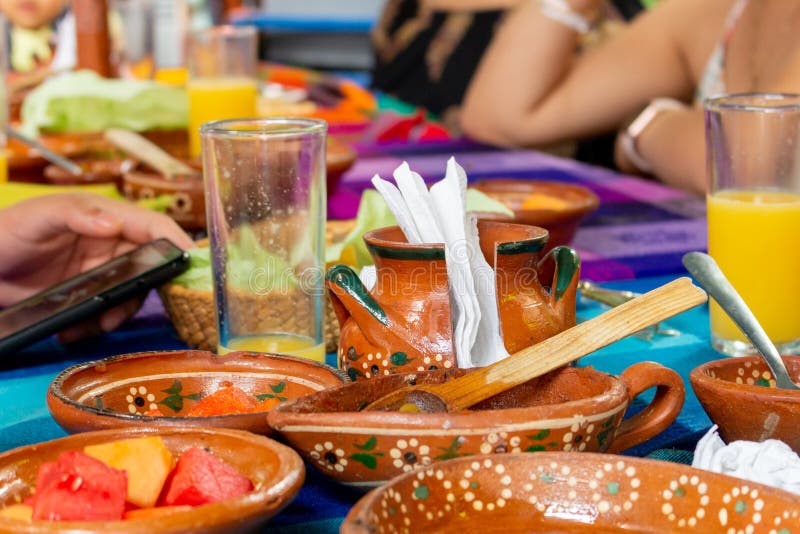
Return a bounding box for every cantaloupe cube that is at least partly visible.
[124,505,192,520]
[0,504,32,521]
[84,436,174,508]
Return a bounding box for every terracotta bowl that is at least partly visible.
[341,452,800,533]
[43,157,134,188]
[7,130,187,183]
[268,362,684,487]
[122,163,205,232]
[0,427,304,534]
[690,355,800,451]
[471,178,599,251]
[326,136,357,192]
[47,350,347,436]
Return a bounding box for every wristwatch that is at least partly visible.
[620,98,687,173]
[538,0,597,34]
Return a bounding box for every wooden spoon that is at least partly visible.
[365,277,707,412]
[104,128,197,179]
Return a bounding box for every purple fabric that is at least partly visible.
[327,144,707,282]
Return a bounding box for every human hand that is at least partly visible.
[0,193,194,341]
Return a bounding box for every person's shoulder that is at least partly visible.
[636,0,735,45]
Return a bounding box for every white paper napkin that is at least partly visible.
[370,158,509,368]
[693,425,800,495]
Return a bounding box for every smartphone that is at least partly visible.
[0,238,190,357]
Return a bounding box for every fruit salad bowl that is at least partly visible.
[0,427,304,533]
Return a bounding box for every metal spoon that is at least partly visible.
[7,128,83,176]
[682,251,800,390]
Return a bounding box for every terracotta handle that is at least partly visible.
[326,264,389,347]
[607,361,685,454]
[537,246,580,303]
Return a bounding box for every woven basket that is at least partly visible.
[158,284,341,353]
[159,220,355,354]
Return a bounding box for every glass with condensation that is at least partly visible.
[705,93,800,356]
[202,118,327,362]
[187,25,258,159]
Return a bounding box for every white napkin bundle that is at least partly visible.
[693,425,800,495]
[368,158,510,368]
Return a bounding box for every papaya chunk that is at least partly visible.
[185,386,257,417]
[84,436,174,508]
[124,505,192,520]
[0,504,32,521]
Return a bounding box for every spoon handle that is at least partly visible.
[7,128,84,176]
[433,277,707,411]
[682,252,797,389]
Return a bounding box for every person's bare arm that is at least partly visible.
[421,0,520,10]
[615,106,707,194]
[461,0,723,147]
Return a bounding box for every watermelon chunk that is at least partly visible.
[31,451,127,521]
[84,436,174,508]
[160,447,253,506]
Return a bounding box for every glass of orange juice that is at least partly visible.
[705,93,800,356]
[187,25,258,159]
[201,118,327,362]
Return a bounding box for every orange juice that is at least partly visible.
[0,150,7,183]
[187,77,258,158]
[155,67,188,86]
[218,333,325,363]
[707,190,800,348]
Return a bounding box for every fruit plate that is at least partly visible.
[0,427,304,534]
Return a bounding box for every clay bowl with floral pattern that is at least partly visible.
[341,451,800,533]
[0,427,304,534]
[690,355,800,452]
[122,162,205,232]
[267,362,684,488]
[47,350,347,436]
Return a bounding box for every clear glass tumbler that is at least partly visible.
[187,25,258,159]
[202,118,327,362]
[705,93,800,356]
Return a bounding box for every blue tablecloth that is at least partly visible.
[0,273,721,532]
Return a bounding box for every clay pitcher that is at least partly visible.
[327,222,580,381]
[477,220,580,353]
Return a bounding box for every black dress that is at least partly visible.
[371,0,650,168]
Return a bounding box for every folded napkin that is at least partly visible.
[693,425,800,495]
[370,158,510,368]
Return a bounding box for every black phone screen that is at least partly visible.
[0,239,186,340]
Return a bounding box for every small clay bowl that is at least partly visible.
[47,350,347,436]
[0,427,304,534]
[326,137,357,192]
[122,164,205,232]
[268,362,684,487]
[7,132,103,183]
[472,178,599,251]
[341,452,800,533]
[690,355,800,451]
[43,157,134,188]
